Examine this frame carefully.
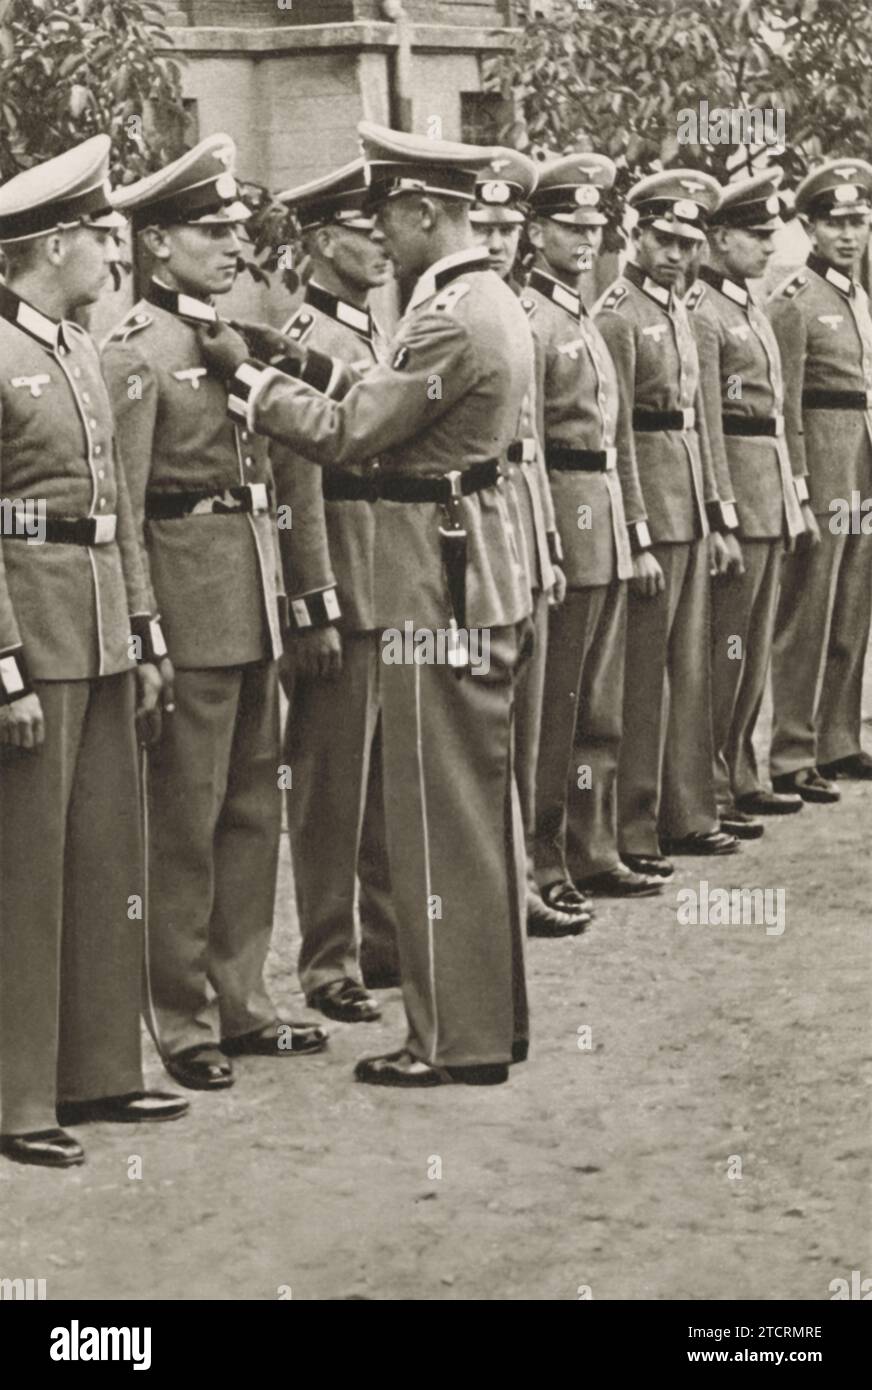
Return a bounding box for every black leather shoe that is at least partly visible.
[662,830,740,856]
[166,1045,234,1091]
[621,853,674,882]
[360,963,401,990]
[221,1020,328,1057]
[527,884,590,937]
[719,809,764,840]
[772,768,840,804]
[57,1091,189,1126]
[354,1049,448,1087]
[0,1128,85,1168]
[309,978,382,1023]
[736,789,803,816]
[576,865,662,897]
[818,751,872,780]
[512,1039,529,1064]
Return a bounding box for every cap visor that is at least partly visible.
[650,215,705,242]
[550,210,607,227]
[86,210,127,230]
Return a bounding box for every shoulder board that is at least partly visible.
[282,307,316,343]
[774,272,809,301]
[684,282,707,312]
[596,283,628,314]
[104,310,153,347]
[520,296,537,320]
[431,282,471,314]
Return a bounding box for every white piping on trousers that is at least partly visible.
[414,662,439,1064]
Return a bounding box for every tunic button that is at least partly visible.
[241,431,250,442]
[94,444,102,456]
[98,470,105,481]
[99,498,107,509]
[82,392,90,404]
[73,367,81,378]
[89,418,97,429]
[58,346,67,357]
[245,456,254,468]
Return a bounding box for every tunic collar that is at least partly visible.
[147,278,219,323]
[807,253,854,297]
[306,281,373,342]
[407,247,491,312]
[698,263,749,306]
[0,284,71,352]
[528,268,583,319]
[626,259,673,309]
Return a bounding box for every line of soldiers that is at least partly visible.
[0,122,870,1167]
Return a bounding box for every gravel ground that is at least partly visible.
[1,694,870,1302]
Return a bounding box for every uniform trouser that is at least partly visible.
[145,661,279,1058]
[532,582,626,886]
[379,621,530,1067]
[282,631,398,998]
[618,539,719,856]
[770,523,872,775]
[711,538,782,807]
[513,587,549,884]
[0,674,144,1135]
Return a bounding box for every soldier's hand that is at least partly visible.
[631,551,665,598]
[719,531,745,578]
[799,502,822,549]
[135,662,164,748]
[159,656,176,714]
[549,564,567,606]
[197,320,251,381]
[708,531,731,577]
[0,691,45,750]
[294,624,343,680]
[227,319,307,370]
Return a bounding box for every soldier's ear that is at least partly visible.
[141,225,171,261]
[419,196,439,231]
[44,231,65,268]
[526,218,544,250]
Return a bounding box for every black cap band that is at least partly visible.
[0,183,112,241]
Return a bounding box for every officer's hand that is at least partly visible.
[159,656,176,714]
[549,564,567,606]
[708,531,731,577]
[719,531,745,578]
[135,662,164,748]
[631,551,665,598]
[197,320,251,381]
[294,625,343,680]
[227,319,307,370]
[0,691,45,750]
[800,503,822,548]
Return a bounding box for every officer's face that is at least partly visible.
[58,226,119,308]
[153,222,243,296]
[471,219,521,280]
[320,224,392,292]
[809,212,870,270]
[716,227,775,282]
[374,197,432,280]
[635,226,694,287]
[533,217,601,281]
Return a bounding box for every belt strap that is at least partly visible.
[546,443,617,473]
[722,414,784,438]
[633,406,696,432]
[145,483,270,520]
[1,514,117,545]
[801,388,872,411]
[321,459,500,504]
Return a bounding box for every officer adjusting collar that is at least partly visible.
[147,278,219,323]
[807,253,854,297]
[625,259,673,309]
[528,269,583,319]
[406,247,491,312]
[0,283,72,353]
[306,281,373,341]
[698,263,749,307]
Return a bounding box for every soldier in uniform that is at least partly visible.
[271,160,397,1021]
[768,159,872,800]
[103,136,326,1092]
[687,171,811,826]
[523,154,663,906]
[0,137,187,1168]
[199,122,533,1088]
[469,149,592,936]
[594,171,740,878]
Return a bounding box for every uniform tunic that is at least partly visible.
[767,255,872,775]
[595,261,724,855]
[0,290,151,1134]
[230,248,532,1068]
[102,284,285,1058]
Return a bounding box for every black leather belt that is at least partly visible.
[507,438,537,464]
[633,406,696,432]
[722,414,784,438]
[546,444,616,472]
[322,459,500,504]
[802,388,872,411]
[145,483,270,519]
[1,514,117,545]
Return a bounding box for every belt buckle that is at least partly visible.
[603,446,617,470]
[773,414,785,437]
[444,469,463,500]
[520,438,537,463]
[681,406,695,430]
[246,482,269,513]
[866,391,872,410]
[92,514,117,545]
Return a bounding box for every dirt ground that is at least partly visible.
[1,694,870,1303]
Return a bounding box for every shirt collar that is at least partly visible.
[147,278,219,323]
[0,284,71,352]
[626,259,673,309]
[807,253,854,297]
[306,280,373,342]
[528,268,583,319]
[698,262,749,307]
[407,247,491,312]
